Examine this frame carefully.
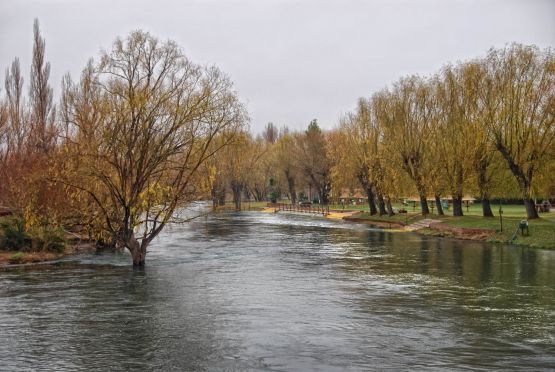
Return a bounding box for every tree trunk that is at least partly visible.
[482,198,494,217]
[435,195,444,216]
[453,195,464,217]
[287,175,297,204]
[377,194,386,216]
[419,194,430,215]
[452,166,464,216]
[218,188,226,206]
[211,186,218,208]
[231,181,242,211]
[127,235,146,267]
[253,187,264,202]
[520,185,539,219]
[476,156,493,217]
[386,196,395,216]
[496,143,539,219]
[321,181,331,205]
[366,187,377,215]
[212,185,225,207]
[524,198,539,219]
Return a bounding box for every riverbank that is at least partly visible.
[0,240,96,267]
[257,200,555,249]
[347,211,555,249]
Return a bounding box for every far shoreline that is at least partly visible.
[259,205,555,250]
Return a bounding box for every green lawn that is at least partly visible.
[324,201,555,250]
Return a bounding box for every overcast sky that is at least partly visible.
[1,0,554,133]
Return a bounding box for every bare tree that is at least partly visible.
[4,58,26,154]
[263,122,278,144]
[0,97,8,157]
[29,19,56,153]
[61,31,247,265]
[275,131,299,204]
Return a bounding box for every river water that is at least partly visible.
[1,211,554,371]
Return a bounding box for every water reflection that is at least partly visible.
[0,211,554,370]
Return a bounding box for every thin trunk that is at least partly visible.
[414,176,429,215]
[476,156,493,217]
[482,198,494,217]
[386,196,395,216]
[420,194,430,215]
[287,175,297,204]
[452,166,464,216]
[435,195,444,216]
[366,187,377,215]
[453,196,464,217]
[232,181,242,211]
[211,186,218,208]
[212,185,226,207]
[218,189,226,206]
[320,180,331,205]
[377,194,386,216]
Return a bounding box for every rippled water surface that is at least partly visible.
[1,211,554,370]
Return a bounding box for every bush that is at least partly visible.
[39,227,66,253]
[0,218,66,253]
[269,191,279,204]
[0,219,32,251]
[8,252,25,264]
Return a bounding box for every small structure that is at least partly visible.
[536,200,552,213]
[462,196,476,212]
[519,220,529,236]
[339,188,367,205]
[404,195,476,212]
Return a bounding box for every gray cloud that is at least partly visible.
[1,0,554,133]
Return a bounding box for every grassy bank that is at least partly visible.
[345,203,555,249]
[214,201,554,249]
[0,251,66,265]
[0,215,97,266]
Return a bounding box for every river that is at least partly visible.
[1,211,554,370]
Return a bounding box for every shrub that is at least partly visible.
[8,252,25,264]
[39,227,66,253]
[1,219,32,251]
[27,224,66,253]
[0,218,66,253]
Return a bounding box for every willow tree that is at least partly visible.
[462,61,499,217]
[247,135,277,202]
[433,65,478,216]
[60,31,246,265]
[219,132,266,210]
[378,77,434,215]
[481,44,554,219]
[338,98,384,215]
[275,131,299,204]
[297,120,332,204]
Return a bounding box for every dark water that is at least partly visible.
[1,212,554,371]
